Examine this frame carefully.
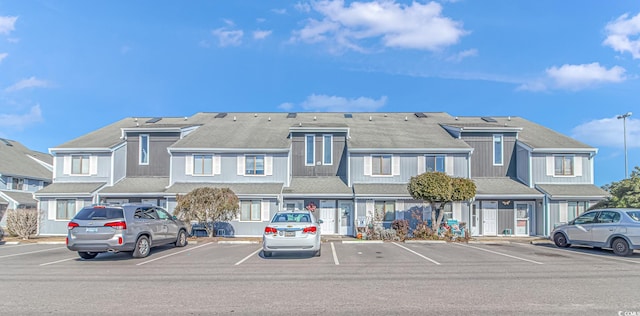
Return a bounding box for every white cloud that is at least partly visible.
[272,8,287,14]
[546,63,626,90]
[294,2,312,13]
[212,27,244,47]
[0,53,7,63]
[253,30,272,40]
[0,16,18,35]
[278,102,295,111]
[301,94,387,111]
[571,115,640,149]
[5,77,50,92]
[603,12,640,59]
[291,0,467,52]
[446,48,477,62]
[0,104,43,131]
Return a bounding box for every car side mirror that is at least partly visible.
[317,219,324,224]
[172,215,178,220]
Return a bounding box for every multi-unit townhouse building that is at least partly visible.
[35,112,609,238]
[0,138,53,228]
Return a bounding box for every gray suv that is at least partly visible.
[66,204,189,259]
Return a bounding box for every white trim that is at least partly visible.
[214,155,221,175]
[305,134,315,166]
[322,134,333,165]
[364,155,372,176]
[574,156,582,177]
[237,156,244,175]
[48,200,56,220]
[185,154,193,175]
[546,156,554,176]
[63,156,71,175]
[265,155,273,176]
[445,156,454,175]
[392,155,400,176]
[493,134,503,166]
[417,155,425,174]
[139,134,149,165]
[89,155,98,175]
[261,200,270,221]
[559,201,568,223]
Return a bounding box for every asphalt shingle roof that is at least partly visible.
[536,184,609,199]
[0,190,37,206]
[35,182,106,195]
[99,177,169,194]
[165,182,283,196]
[0,139,52,180]
[353,183,411,196]
[283,177,352,195]
[473,178,543,197]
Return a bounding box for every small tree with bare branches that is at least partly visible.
[173,187,240,237]
[6,208,39,240]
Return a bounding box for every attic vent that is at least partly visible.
[287,113,297,118]
[0,138,12,146]
[214,113,228,118]
[414,112,427,118]
[146,117,162,124]
[481,117,497,123]
[344,113,353,118]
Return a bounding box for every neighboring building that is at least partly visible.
[35,112,608,237]
[0,138,53,228]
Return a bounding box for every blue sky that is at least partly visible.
[0,1,639,186]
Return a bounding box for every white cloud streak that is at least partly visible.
[603,12,640,59]
[0,105,43,131]
[292,0,467,52]
[212,22,244,47]
[253,30,272,40]
[5,77,50,92]
[301,94,387,111]
[0,16,18,35]
[518,63,626,91]
[571,116,640,149]
[0,53,8,63]
[446,48,477,62]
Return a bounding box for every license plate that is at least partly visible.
[86,228,98,233]
[285,231,295,237]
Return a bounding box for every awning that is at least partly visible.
[474,178,544,199]
[536,184,609,200]
[283,177,352,197]
[34,182,106,197]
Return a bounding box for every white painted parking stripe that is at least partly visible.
[137,242,213,266]
[235,248,262,266]
[40,257,76,266]
[454,243,544,265]
[392,242,441,265]
[331,242,339,265]
[513,243,640,264]
[0,247,65,259]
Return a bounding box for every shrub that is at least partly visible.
[391,219,409,241]
[6,209,39,240]
[412,221,434,239]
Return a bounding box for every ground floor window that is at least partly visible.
[240,200,261,221]
[56,199,76,220]
[568,201,588,221]
[374,201,395,222]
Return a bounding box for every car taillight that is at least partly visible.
[104,221,127,230]
[303,226,317,234]
[67,222,79,230]
[264,226,277,235]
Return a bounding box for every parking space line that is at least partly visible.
[454,243,544,265]
[392,242,441,265]
[235,248,262,265]
[40,257,76,266]
[514,243,640,264]
[0,247,65,259]
[137,242,213,266]
[331,242,339,265]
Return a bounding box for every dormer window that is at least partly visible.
[139,134,149,165]
[323,134,333,165]
[71,155,90,175]
[555,155,574,176]
[12,178,24,190]
[305,135,315,166]
[493,134,503,166]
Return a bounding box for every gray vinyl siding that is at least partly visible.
[0,176,6,190]
[452,154,470,178]
[53,153,112,183]
[463,132,517,178]
[113,145,127,184]
[531,153,592,184]
[38,197,93,236]
[516,145,531,185]
[290,132,347,178]
[171,153,288,183]
[351,154,468,183]
[126,132,179,177]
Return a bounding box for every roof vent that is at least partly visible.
[481,117,497,123]
[146,117,162,124]
[0,138,12,146]
[214,113,228,118]
[415,112,427,118]
[287,113,297,118]
[344,113,352,118]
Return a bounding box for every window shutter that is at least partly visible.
[445,156,454,176]
[417,156,425,174]
[392,155,400,175]
[89,156,98,175]
[395,200,404,220]
[559,202,568,223]
[48,200,56,220]
[265,155,273,176]
[546,156,554,176]
[237,156,244,175]
[185,155,193,175]
[261,200,271,221]
[213,155,221,175]
[574,156,582,177]
[364,156,372,176]
[366,200,374,217]
[63,156,71,175]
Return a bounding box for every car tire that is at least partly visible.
[175,230,188,247]
[78,252,98,259]
[553,233,570,248]
[263,250,272,258]
[612,238,633,256]
[314,247,321,257]
[132,236,151,258]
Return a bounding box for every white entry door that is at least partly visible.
[482,201,498,236]
[320,200,337,234]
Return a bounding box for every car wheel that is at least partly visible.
[553,233,570,248]
[78,252,98,259]
[132,236,151,258]
[175,230,188,247]
[314,247,321,257]
[263,250,272,258]
[612,238,633,256]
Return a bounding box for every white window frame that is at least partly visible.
[71,154,90,175]
[305,134,315,166]
[425,155,445,172]
[240,200,262,222]
[245,154,266,176]
[139,134,149,165]
[493,134,503,166]
[372,154,392,176]
[193,155,213,176]
[56,199,76,220]
[554,155,574,176]
[322,134,333,165]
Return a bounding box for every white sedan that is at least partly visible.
[262,210,321,257]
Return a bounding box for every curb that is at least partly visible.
[218,240,259,244]
[342,240,384,244]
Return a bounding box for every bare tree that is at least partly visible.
[173,187,240,237]
[6,208,39,240]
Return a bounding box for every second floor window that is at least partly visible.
[493,134,503,166]
[306,135,315,165]
[193,155,213,175]
[555,155,573,176]
[12,178,24,190]
[323,135,333,165]
[426,155,445,172]
[372,155,392,175]
[241,200,262,221]
[245,155,265,175]
[71,155,90,175]
[139,134,149,165]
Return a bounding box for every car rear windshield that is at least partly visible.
[627,211,640,222]
[273,213,311,223]
[74,207,124,220]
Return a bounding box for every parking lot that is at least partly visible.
[1,240,640,315]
